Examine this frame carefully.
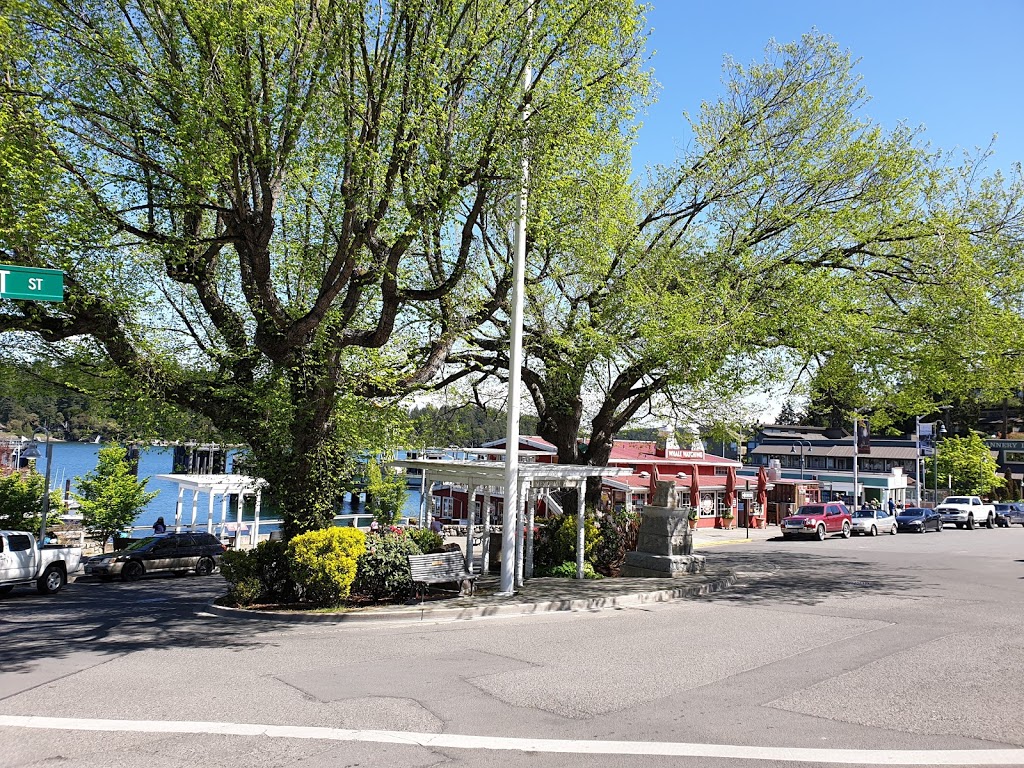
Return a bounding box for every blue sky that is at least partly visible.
[633,1,1024,176]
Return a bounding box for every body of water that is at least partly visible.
[37,442,423,532]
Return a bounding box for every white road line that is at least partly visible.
[1,715,1022,765]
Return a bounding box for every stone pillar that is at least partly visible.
[621,480,705,577]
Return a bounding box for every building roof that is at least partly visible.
[392,459,628,490]
[480,436,557,453]
[607,439,742,467]
[155,473,266,494]
[750,444,918,460]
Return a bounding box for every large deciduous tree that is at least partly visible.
[0,0,648,534]
[451,34,1024,496]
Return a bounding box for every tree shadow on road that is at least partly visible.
[0,575,293,674]
[696,549,924,606]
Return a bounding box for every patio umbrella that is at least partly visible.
[757,465,769,513]
[724,465,736,513]
[649,462,660,498]
[690,464,701,508]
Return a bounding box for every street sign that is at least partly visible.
[0,264,64,302]
[740,491,754,499]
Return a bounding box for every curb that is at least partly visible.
[203,571,737,625]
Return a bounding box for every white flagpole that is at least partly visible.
[500,8,533,595]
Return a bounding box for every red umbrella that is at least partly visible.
[757,465,769,513]
[724,465,736,512]
[690,464,702,508]
[649,462,660,497]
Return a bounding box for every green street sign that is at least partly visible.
[0,264,64,302]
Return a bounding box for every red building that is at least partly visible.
[429,436,745,528]
[601,439,743,528]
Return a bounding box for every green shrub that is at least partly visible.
[592,509,639,577]
[407,527,443,553]
[353,530,422,601]
[220,540,295,607]
[533,512,601,571]
[542,560,602,579]
[289,527,366,605]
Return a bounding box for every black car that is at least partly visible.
[83,532,225,582]
[895,507,943,533]
[995,502,1024,528]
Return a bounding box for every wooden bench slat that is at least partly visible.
[407,551,478,599]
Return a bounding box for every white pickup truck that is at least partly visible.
[0,530,83,595]
[935,496,996,530]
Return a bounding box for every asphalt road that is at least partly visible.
[2,526,1023,767]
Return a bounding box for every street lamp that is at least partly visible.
[851,409,870,509]
[790,440,811,480]
[20,427,53,542]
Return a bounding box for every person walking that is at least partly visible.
[887,498,896,516]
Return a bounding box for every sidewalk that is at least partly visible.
[204,526,777,625]
[691,524,776,548]
[206,568,738,625]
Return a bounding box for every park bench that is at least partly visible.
[407,551,478,601]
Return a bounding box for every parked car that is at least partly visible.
[850,507,898,536]
[0,530,83,595]
[993,503,1024,527]
[896,507,942,533]
[83,532,225,582]
[1003,503,1024,527]
[781,503,852,541]
[935,496,996,530]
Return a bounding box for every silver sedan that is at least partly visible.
[850,508,898,536]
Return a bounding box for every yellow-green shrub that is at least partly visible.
[288,526,366,605]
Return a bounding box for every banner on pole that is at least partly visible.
[856,419,871,455]
[919,422,935,457]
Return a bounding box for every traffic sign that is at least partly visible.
[0,264,64,302]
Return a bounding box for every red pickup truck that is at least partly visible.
[781,503,852,541]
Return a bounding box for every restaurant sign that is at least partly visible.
[666,449,705,460]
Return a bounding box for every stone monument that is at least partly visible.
[621,479,706,577]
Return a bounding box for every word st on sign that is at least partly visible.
[0,265,64,302]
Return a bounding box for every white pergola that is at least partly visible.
[155,473,267,547]
[392,458,630,586]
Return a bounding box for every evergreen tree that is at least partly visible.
[776,400,803,426]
